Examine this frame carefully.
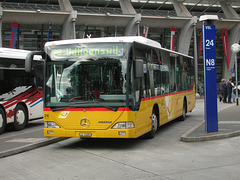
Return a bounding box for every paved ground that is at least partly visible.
[181,101,240,142]
[1,99,240,180]
[0,98,239,158]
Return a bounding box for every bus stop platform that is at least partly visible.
[0,128,66,158]
[181,101,240,142]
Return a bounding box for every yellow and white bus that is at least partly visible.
[26,36,195,139]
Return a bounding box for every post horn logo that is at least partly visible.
[80,118,90,128]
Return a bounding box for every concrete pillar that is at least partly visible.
[219,1,239,19]
[58,0,77,40]
[177,16,197,55]
[58,0,73,11]
[171,0,192,17]
[61,10,77,40]
[223,23,240,79]
[119,0,136,14]
[0,6,2,47]
[220,1,240,79]
[171,0,194,55]
[124,14,141,36]
[119,0,140,36]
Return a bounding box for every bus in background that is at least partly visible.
[26,36,195,139]
[0,48,43,134]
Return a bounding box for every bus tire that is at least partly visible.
[0,108,6,134]
[145,109,158,139]
[179,100,187,121]
[13,104,28,131]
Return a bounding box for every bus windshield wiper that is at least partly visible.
[101,105,118,111]
[71,101,118,111]
[50,106,71,112]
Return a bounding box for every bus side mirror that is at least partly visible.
[25,51,43,73]
[134,59,144,78]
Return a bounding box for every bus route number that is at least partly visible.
[206,39,214,47]
[206,59,215,66]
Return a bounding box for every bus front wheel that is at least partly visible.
[13,104,28,131]
[0,108,6,134]
[145,110,158,139]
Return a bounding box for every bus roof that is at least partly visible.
[44,36,193,59]
[45,36,161,49]
[0,48,42,60]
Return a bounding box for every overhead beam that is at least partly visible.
[2,9,240,30]
[2,10,70,25]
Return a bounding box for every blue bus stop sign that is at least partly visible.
[203,24,218,132]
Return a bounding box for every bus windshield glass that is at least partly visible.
[45,43,129,110]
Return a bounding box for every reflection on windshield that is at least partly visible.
[45,58,127,108]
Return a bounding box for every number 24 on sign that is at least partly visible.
[206,39,214,46]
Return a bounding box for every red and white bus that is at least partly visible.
[0,48,43,134]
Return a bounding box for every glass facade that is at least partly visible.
[2,24,61,51]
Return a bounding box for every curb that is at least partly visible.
[181,121,240,142]
[0,137,67,159]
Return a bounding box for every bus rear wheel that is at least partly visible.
[13,104,28,131]
[0,108,6,134]
[179,100,187,121]
[145,110,158,139]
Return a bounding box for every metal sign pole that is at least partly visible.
[235,54,239,105]
[231,43,240,106]
[200,15,219,133]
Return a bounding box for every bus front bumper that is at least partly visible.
[44,128,139,138]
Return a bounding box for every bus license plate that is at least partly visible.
[80,133,92,137]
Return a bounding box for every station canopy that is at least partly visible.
[1,0,240,29]
[1,0,240,16]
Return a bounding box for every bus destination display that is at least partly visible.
[48,43,124,60]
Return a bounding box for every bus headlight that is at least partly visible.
[112,122,134,129]
[44,122,60,128]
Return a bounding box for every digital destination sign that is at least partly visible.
[48,43,124,60]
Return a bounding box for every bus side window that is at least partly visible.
[142,63,148,98]
[176,56,183,91]
[150,48,161,96]
[169,55,177,92]
[132,43,148,109]
[183,57,195,90]
[153,67,161,95]
[133,77,142,109]
[160,50,169,94]
[144,49,151,98]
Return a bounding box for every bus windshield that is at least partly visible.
[45,43,129,110]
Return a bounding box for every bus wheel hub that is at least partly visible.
[16,110,25,125]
